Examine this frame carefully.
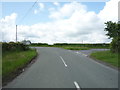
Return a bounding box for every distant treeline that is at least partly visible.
[54,43,109,48]
[31,43,110,48]
[31,43,49,46]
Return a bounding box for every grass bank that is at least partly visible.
[2,49,37,84]
[90,50,119,67]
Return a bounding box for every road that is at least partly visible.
[73,49,110,56]
[4,47,118,89]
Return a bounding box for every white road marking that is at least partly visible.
[81,53,87,56]
[60,56,67,67]
[74,81,81,90]
[76,52,88,57]
[76,52,117,72]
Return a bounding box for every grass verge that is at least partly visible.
[2,49,37,84]
[90,50,119,67]
[61,47,90,50]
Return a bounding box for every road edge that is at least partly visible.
[2,49,38,86]
[89,55,119,71]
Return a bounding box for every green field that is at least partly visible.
[61,46,90,50]
[30,43,110,50]
[2,49,37,80]
[90,51,119,67]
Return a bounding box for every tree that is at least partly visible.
[104,21,120,53]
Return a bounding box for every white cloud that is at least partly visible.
[98,0,119,22]
[39,3,44,9]
[34,9,38,14]
[53,2,60,6]
[0,13,17,42]
[49,2,87,19]
[34,3,44,14]
[1,0,118,44]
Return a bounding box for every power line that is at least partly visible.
[17,0,39,24]
[16,0,39,42]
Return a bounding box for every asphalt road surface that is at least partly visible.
[4,47,118,89]
[73,49,110,56]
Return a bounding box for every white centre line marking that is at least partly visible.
[60,56,67,67]
[76,52,88,57]
[74,81,81,90]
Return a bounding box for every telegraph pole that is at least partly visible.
[16,25,17,42]
[82,40,83,44]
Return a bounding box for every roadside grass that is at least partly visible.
[61,46,90,50]
[2,49,37,80]
[88,46,110,49]
[58,45,109,50]
[90,50,119,67]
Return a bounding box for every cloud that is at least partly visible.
[53,2,60,6]
[98,0,119,22]
[1,0,118,44]
[49,2,87,19]
[39,3,44,9]
[0,13,17,42]
[34,9,38,14]
[34,3,44,14]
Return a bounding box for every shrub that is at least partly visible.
[110,37,120,53]
[2,42,29,53]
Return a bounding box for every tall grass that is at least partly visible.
[2,49,37,79]
[2,42,37,84]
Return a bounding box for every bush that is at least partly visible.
[104,21,120,54]
[110,37,120,53]
[2,42,29,53]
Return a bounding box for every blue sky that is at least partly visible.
[2,2,105,25]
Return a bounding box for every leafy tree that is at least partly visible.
[104,21,120,53]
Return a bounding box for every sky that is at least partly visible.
[0,0,119,44]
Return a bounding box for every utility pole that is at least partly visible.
[82,40,83,44]
[16,25,17,42]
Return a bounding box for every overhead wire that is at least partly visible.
[17,0,39,24]
[15,0,39,42]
